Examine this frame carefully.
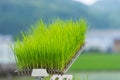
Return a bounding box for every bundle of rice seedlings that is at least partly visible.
[13,18,87,75]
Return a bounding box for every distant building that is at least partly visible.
[0,35,14,64]
[86,30,120,53]
[113,38,120,52]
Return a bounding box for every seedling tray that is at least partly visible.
[16,46,85,75]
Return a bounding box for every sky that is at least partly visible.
[73,0,98,6]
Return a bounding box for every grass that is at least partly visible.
[13,18,87,73]
[69,52,120,72]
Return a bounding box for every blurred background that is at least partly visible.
[0,0,120,80]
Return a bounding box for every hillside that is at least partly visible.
[89,0,120,29]
[0,0,88,35]
[0,0,120,35]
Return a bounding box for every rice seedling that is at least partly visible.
[13,18,87,74]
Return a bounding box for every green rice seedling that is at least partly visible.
[13,18,87,74]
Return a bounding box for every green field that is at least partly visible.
[1,52,120,80]
[70,52,120,72]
